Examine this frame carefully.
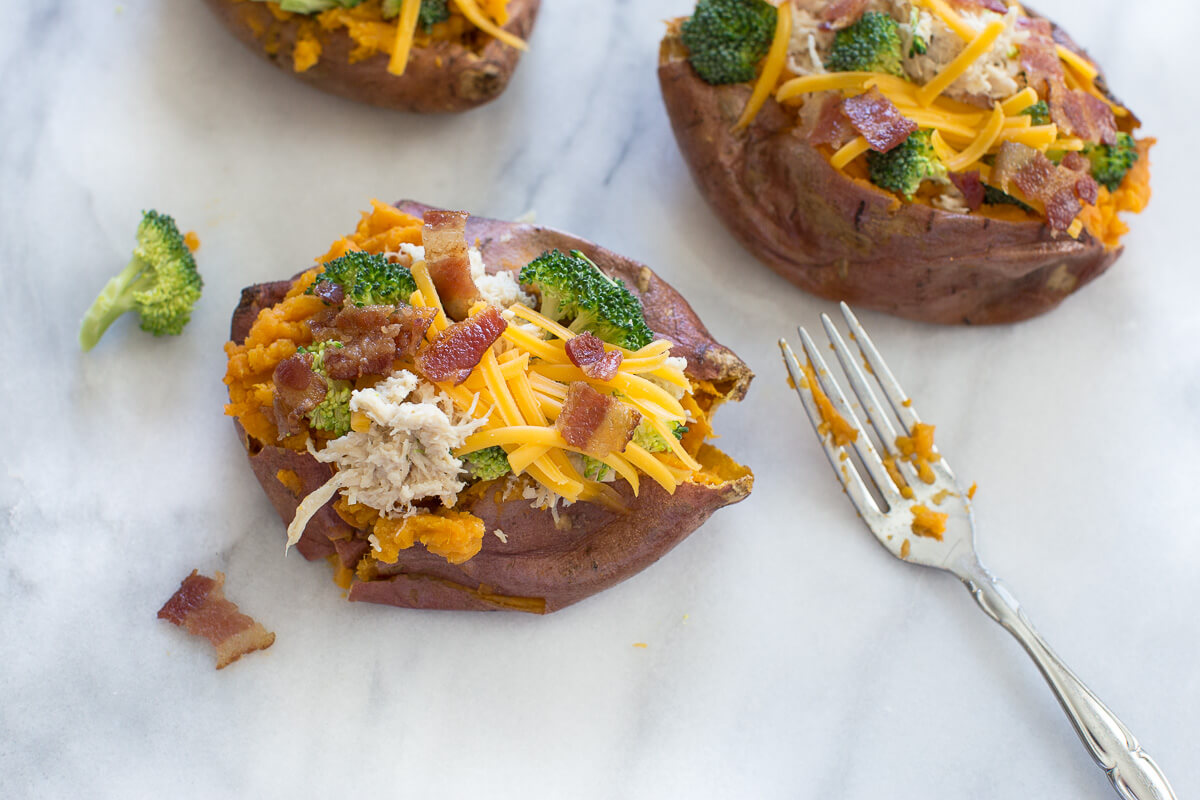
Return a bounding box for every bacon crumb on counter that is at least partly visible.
[416,305,508,385]
[842,89,918,154]
[556,381,641,458]
[565,332,623,381]
[422,210,480,321]
[157,571,275,670]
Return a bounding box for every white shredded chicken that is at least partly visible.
[284,371,486,551]
[786,0,1026,105]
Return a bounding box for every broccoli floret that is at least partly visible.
[1084,132,1138,191]
[681,0,777,86]
[381,0,449,28]
[907,10,927,57]
[309,251,417,307]
[866,130,946,198]
[519,250,654,350]
[632,421,687,453]
[582,456,611,482]
[981,184,1036,213]
[826,11,905,78]
[297,341,352,436]
[79,210,203,352]
[462,446,512,481]
[1020,100,1050,126]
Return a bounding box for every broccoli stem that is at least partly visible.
[78,257,144,351]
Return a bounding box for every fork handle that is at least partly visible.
[962,564,1175,800]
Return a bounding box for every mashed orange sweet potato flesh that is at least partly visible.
[896,422,939,485]
[246,0,511,71]
[910,504,948,540]
[801,362,858,447]
[1079,138,1154,250]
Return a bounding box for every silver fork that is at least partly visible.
[779,303,1175,800]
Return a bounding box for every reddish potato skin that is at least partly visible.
[202,0,540,113]
[657,19,1129,325]
[229,202,753,613]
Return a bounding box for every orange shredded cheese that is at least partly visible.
[451,0,527,50]
[734,0,792,131]
[386,0,422,76]
[916,19,1006,106]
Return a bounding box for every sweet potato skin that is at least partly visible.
[657,16,1128,325]
[202,0,540,113]
[229,202,753,613]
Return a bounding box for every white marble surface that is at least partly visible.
[2,0,1197,797]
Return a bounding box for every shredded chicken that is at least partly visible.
[394,242,534,310]
[285,371,487,550]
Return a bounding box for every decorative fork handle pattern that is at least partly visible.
[961,564,1176,800]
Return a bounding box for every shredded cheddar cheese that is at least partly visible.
[915,19,1006,107]
[387,0,422,76]
[734,0,792,131]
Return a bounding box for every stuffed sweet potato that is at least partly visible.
[224,200,753,613]
[659,0,1152,324]
[204,0,539,112]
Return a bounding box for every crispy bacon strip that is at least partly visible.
[820,0,869,31]
[555,381,641,458]
[158,571,275,670]
[314,304,437,380]
[565,332,623,382]
[416,305,508,385]
[949,171,985,211]
[422,210,480,321]
[273,352,327,437]
[808,94,857,149]
[992,141,1096,231]
[1017,18,1063,95]
[1048,84,1117,145]
[842,89,917,153]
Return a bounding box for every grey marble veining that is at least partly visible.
[1,1,1197,797]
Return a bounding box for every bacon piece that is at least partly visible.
[1017,18,1063,94]
[842,89,917,153]
[556,382,641,458]
[422,210,480,321]
[273,352,327,437]
[949,171,985,211]
[565,332,623,382]
[808,94,856,149]
[311,280,344,306]
[158,571,275,670]
[1048,84,1117,145]
[314,304,437,380]
[947,0,1007,13]
[416,305,508,385]
[992,142,1096,231]
[820,0,869,31]
[1060,150,1090,172]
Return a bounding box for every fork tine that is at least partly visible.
[839,302,921,434]
[779,338,883,521]
[818,313,911,498]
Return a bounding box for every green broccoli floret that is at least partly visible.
[381,0,449,28]
[1019,100,1050,126]
[826,11,905,78]
[582,456,611,482]
[519,250,654,350]
[79,210,203,352]
[982,185,1036,213]
[1084,132,1138,191]
[296,341,352,436]
[309,251,417,307]
[907,10,927,57]
[462,446,512,481]
[866,130,946,198]
[681,0,777,86]
[632,421,687,453]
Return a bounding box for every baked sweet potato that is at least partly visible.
[227,201,753,613]
[203,0,540,113]
[658,1,1151,324]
